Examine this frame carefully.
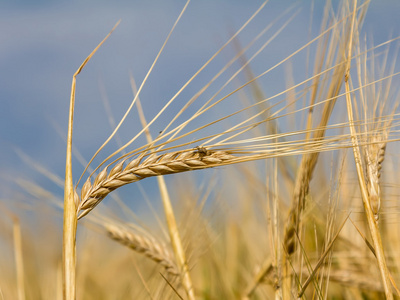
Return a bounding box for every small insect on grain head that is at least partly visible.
[194,146,210,158]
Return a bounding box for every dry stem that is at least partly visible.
[343,1,393,298]
[12,216,26,300]
[134,91,195,299]
[63,21,120,300]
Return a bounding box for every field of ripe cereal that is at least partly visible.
[1,1,400,299]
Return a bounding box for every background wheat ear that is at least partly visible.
[105,223,179,276]
[363,134,387,220]
[343,1,394,296]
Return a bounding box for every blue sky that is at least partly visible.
[0,1,399,209]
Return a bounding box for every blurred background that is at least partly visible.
[1,0,399,191]
[0,0,399,238]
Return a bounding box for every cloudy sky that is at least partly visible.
[1,1,399,206]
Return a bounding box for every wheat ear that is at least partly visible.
[363,135,386,220]
[105,224,179,276]
[77,150,236,219]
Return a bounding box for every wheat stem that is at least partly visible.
[344,1,393,298]
[63,67,77,300]
[63,21,120,300]
[134,91,195,299]
[12,216,26,300]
